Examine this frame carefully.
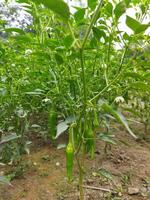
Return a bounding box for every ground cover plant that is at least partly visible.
[0,0,150,200]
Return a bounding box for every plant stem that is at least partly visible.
[77,2,104,199]
[80,49,87,107]
[79,163,84,200]
[76,152,84,200]
[81,0,103,50]
[78,48,86,198]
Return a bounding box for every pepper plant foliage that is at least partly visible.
[0,0,150,189]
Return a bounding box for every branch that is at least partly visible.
[81,0,103,50]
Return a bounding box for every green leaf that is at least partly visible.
[74,8,85,23]
[88,0,97,10]
[123,72,143,80]
[0,176,11,185]
[143,72,150,79]
[105,2,113,17]
[15,35,32,43]
[131,82,150,92]
[98,133,116,145]
[123,32,130,40]
[116,111,137,139]
[114,1,126,20]
[98,168,113,181]
[25,89,44,96]
[63,35,74,48]
[125,0,131,6]
[4,28,25,34]
[140,4,146,14]
[0,133,21,145]
[55,53,64,65]
[57,143,66,149]
[90,37,98,48]
[0,47,5,57]
[65,115,76,124]
[55,121,68,139]
[126,15,149,34]
[101,103,137,139]
[17,0,29,3]
[33,0,70,21]
[92,27,106,40]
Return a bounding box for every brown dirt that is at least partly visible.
[0,126,150,200]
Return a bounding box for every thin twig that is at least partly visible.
[89,45,128,102]
[67,21,80,48]
[83,185,117,193]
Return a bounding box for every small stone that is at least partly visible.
[118,192,122,197]
[86,179,94,184]
[126,156,130,160]
[120,150,125,154]
[56,162,60,167]
[128,187,140,195]
[33,162,37,166]
[0,163,5,166]
[95,150,100,155]
[92,172,97,177]
[0,171,4,175]
[140,187,148,197]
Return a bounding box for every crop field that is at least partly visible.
[0,0,150,200]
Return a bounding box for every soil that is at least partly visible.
[0,124,150,200]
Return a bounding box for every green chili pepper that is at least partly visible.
[66,142,74,182]
[93,110,99,128]
[66,124,75,182]
[48,109,57,139]
[85,128,94,159]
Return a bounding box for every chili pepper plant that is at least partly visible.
[0,0,150,199]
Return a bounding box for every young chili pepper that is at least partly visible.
[66,142,74,182]
[85,127,94,159]
[48,108,57,139]
[93,110,99,128]
[66,125,75,182]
